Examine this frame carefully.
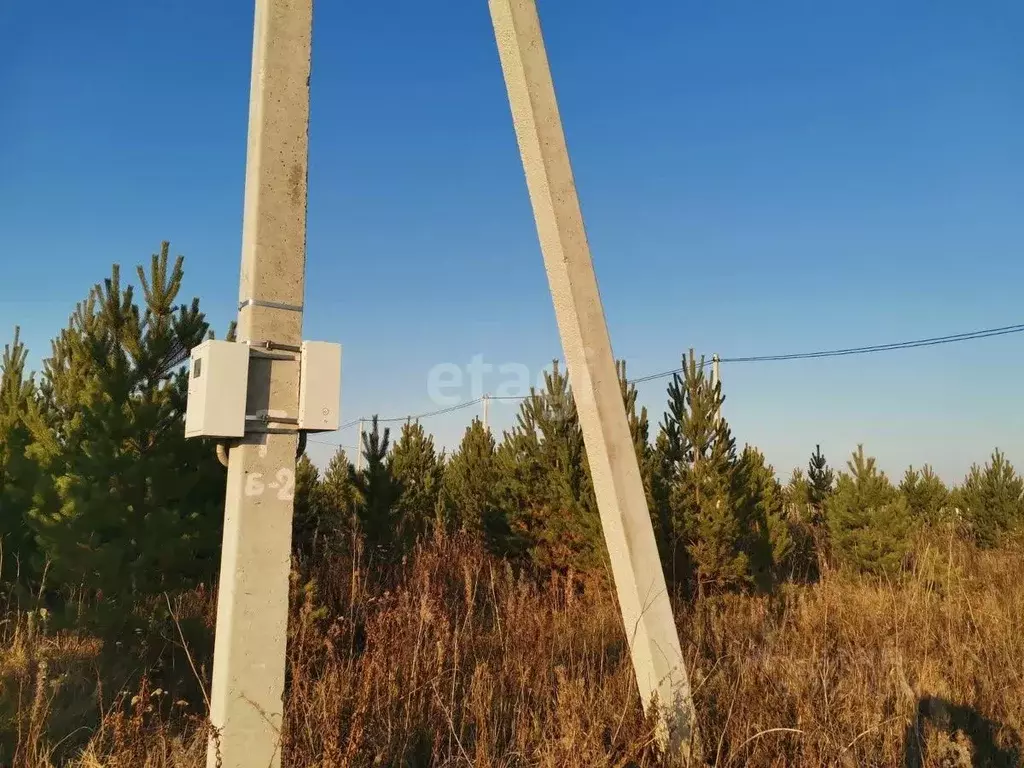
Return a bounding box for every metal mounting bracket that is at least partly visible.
[238,298,304,313]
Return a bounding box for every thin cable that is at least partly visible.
[630,363,710,385]
[631,322,1024,384]
[303,403,482,450]
[371,397,482,424]
[324,320,1024,428]
[305,437,360,451]
[721,323,1024,363]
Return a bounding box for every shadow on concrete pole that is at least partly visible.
[487,0,700,763]
[206,1,312,766]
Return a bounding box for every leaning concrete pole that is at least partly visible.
[206,1,312,766]
[488,0,700,762]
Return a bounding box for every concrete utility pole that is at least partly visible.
[206,1,312,767]
[487,0,700,762]
[482,393,490,432]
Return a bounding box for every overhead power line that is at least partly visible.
[630,366,701,385]
[305,438,361,452]
[373,398,483,423]
[318,320,1023,439]
[719,322,1024,364]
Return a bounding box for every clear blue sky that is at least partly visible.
[2,0,1022,483]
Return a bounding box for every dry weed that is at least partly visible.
[2,533,1020,767]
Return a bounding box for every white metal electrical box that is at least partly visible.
[298,341,342,432]
[184,340,250,438]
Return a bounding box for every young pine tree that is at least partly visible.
[291,454,322,559]
[780,468,819,580]
[649,429,676,563]
[493,400,544,562]
[662,350,752,595]
[651,355,694,586]
[736,446,792,588]
[807,444,834,522]
[826,445,912,576]
[0,327,40,584]
[617,360,652,477]
[389,420,444,544]
[440,418,503,546]
[899,465,949,526]
[352,416,401,557]
[790,444,831,577]
[784,468,812,519]
[618,361,662,543]
[317,447,361,548]
[957,450,1024,548]
[501,361,603,577]
[23,246,225,600]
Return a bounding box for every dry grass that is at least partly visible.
[2,532,1022,767]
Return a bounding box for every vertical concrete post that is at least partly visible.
[487,0,700,761]
[206,1,312,767]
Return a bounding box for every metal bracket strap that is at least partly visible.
[245,414,299,426]
[247,346,301,362]
[249,340,302,353]
[243,413,302,435]
[238,298,304,313]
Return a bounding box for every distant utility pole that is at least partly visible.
[206,1,312,767]
[488,0,700,762]
[712,354,721,425]
[482,393,490,431]
[356,418,364,471]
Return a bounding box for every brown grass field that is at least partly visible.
[2,532,1021,767]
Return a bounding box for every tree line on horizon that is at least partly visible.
[1,245,1023,613]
